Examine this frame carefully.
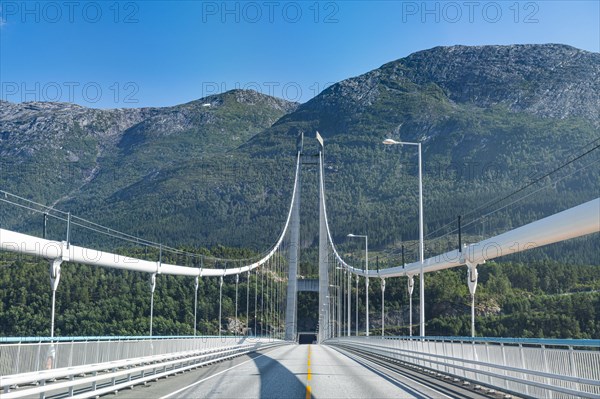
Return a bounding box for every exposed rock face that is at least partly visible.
[0,101,148,158]
[0,90,298,157]
[394,44,600,122]
[0,45,597,252]
[290,44,599,136]
[0,89,298,212]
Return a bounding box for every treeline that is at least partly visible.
[0,247,283,337]
[367,261,600,339]
[1,249,598,339]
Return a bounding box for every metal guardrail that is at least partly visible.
[0,336,277,376]
[1,336,286,398]
[0,335,218,344]
[326,336,600,399]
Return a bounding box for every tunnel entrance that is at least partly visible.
[296,291,318,335]
[298,332,317,344]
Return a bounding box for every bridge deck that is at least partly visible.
[107,344,488,399]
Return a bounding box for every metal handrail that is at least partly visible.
[326,336,600,399]
[0,336,282,376]
[0,335,276,344]
[369,335,600,348]
[2,340,287,399]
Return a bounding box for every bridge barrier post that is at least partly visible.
[460,339,466,379]
[13,342,21,375]
[500,342,508,390]
[449,339,456,376]
[541,345,553,399]
[568,346,581,393]
[80,338,87,367]
[518,343,529,395]
[483,341,491,386]
[68,340,74,368]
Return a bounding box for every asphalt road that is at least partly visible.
[107,344,496,399]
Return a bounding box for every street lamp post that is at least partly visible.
[348,233,369,336]
[355,274,359,336]
[381,277,385,337]
[383,138,425,337]
[347,269,351,336]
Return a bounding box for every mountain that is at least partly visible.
[1,44,599,339]
[0,90,298,243]
[241,44,599,259]
[248,43,599,153]
[0,44,598,263]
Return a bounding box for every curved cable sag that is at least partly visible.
[318,151,599,279]
[0,153,302,277]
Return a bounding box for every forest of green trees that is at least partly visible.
[1,249,598,339]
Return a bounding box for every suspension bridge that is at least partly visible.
[0,133,599,399]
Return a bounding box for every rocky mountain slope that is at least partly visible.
[0,90,298,228]
[0,44,598,261]
[239,44,599,258]
[1,44,598,339]
[251,44,599,149]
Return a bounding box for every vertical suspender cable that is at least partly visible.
[355,274,359,336]
[254,268,258,336]
[265,259,270,337]
[218,275,224,337]
[235,273,239,336]
[194,275,199,336]
[246,270,250,335]
[260,265,264,336]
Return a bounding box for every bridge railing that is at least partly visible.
[0,335,279,376]
[326,336,600,399]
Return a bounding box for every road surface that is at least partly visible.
[108,344,494,399]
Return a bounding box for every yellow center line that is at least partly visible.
[306,344,312,398]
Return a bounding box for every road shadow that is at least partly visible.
[181,344,308,399]
[254,345,308,399]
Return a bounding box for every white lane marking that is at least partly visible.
[160,351,273,399]
[331,346,454,399]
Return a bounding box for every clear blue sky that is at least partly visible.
[1,1,598,108]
